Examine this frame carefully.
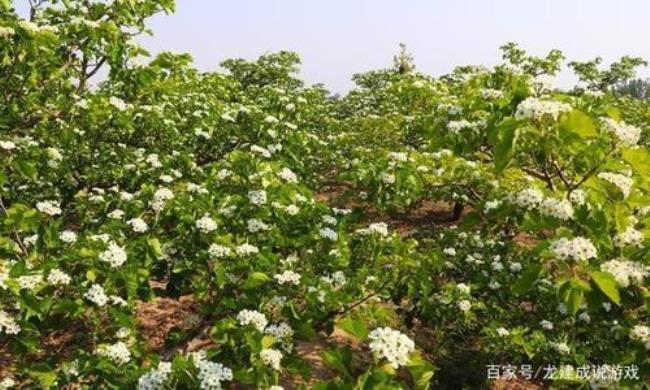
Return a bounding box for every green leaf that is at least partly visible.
[338,317,368,339]
[622,148,650,177]
[407,354,436,390]
[591,271,621,305]
[242,272,269,289]
[13,160,38,181]
[147,238,163,258]
[321,347,353,378]
[512,264,542,295]
[494,119,518,173]
[560,109,597,138]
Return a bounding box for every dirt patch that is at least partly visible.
[491,377,542,390]
[512,233,540,248]
[281,327,370,388]
[136,295,201,352]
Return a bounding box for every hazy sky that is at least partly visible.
[17,0,650,93]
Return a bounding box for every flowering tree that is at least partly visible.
[0,2,648,390]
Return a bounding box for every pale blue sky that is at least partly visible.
[16,1,650,93]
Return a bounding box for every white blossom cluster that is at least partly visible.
[0,310,20,334]
[368,327,415,368]
[511,189,574,219]
[235,243,259,257]
[614,226,644,248]
[137,361,172,390]
[550,237,597,261]
[36,200,61,216]
[84,284,109,306]
[196,358,233,390]
[208,244,232,258]
[629,325,650,350]
[196,215,218,233]
[247,218,270,233]
[511,188,544,209]
[46,269,71,286]
[538,197,574,220]
[97,341,131,365]
[151,187,174,212]
[127,218,149,233]
[236,309,268,331]
[274,270,301,285]
[59,230,78,243]
[260,348,283,371]
[99,242,128,268]
[601,118,642,146]
[265,322,294,341]
[248,190,267,205]
[356,222,389,236]
[319,227,338,241]
[514,97,571,121]
[597,172,632,198]
[600,259,648,288]
[277,167,298,183]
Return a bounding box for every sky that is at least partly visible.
[17,0,650,93]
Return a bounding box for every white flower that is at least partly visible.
[274,270,301,285]
[235,243,259,257]
[540,320,554,330]
[0,141,16,150]
[265,322,294,340]
[99,242,128,268]
[552,341,571,355]
[512,188,544,209]
[356,222,389,237]
[496,327,510,337]
[85,284,109,306]
[368,327,415,369]
[0,377,16,389]
[515,97,571,120]
[138,361,172,390]
[0,26,15,38]
[278,168,298,183]
[614,226,644,248]
[248,190,267,205]
[59,230,77,243]
[208,244,232,258]
[127,218,149,233]
[443,247,457,256]
[36,200,61,216]
[630,325,650,343]
[260,348,283,371]
[108,209,125,219]
[539,198,574,220]
[247,218,270,233]
[550,237,597,262]
[509,262,522,272]
[598,172,633,198]
[458,299,472,312]
[602,118,641,146]
[601,258,648,287]
[250,145,271,158]
[319,227,338,241]
[456,283,471,295]
[47,269,71,286]
[0,310,21,335]
[109,97,128,111]
[97,341,131,365]
[196,215,218,233]
[196,359,233,390]
[152,187,174,212]
[237,309,268,331]
[17,274,43,290]
[381,172,396,184]
[322,215,337,225]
